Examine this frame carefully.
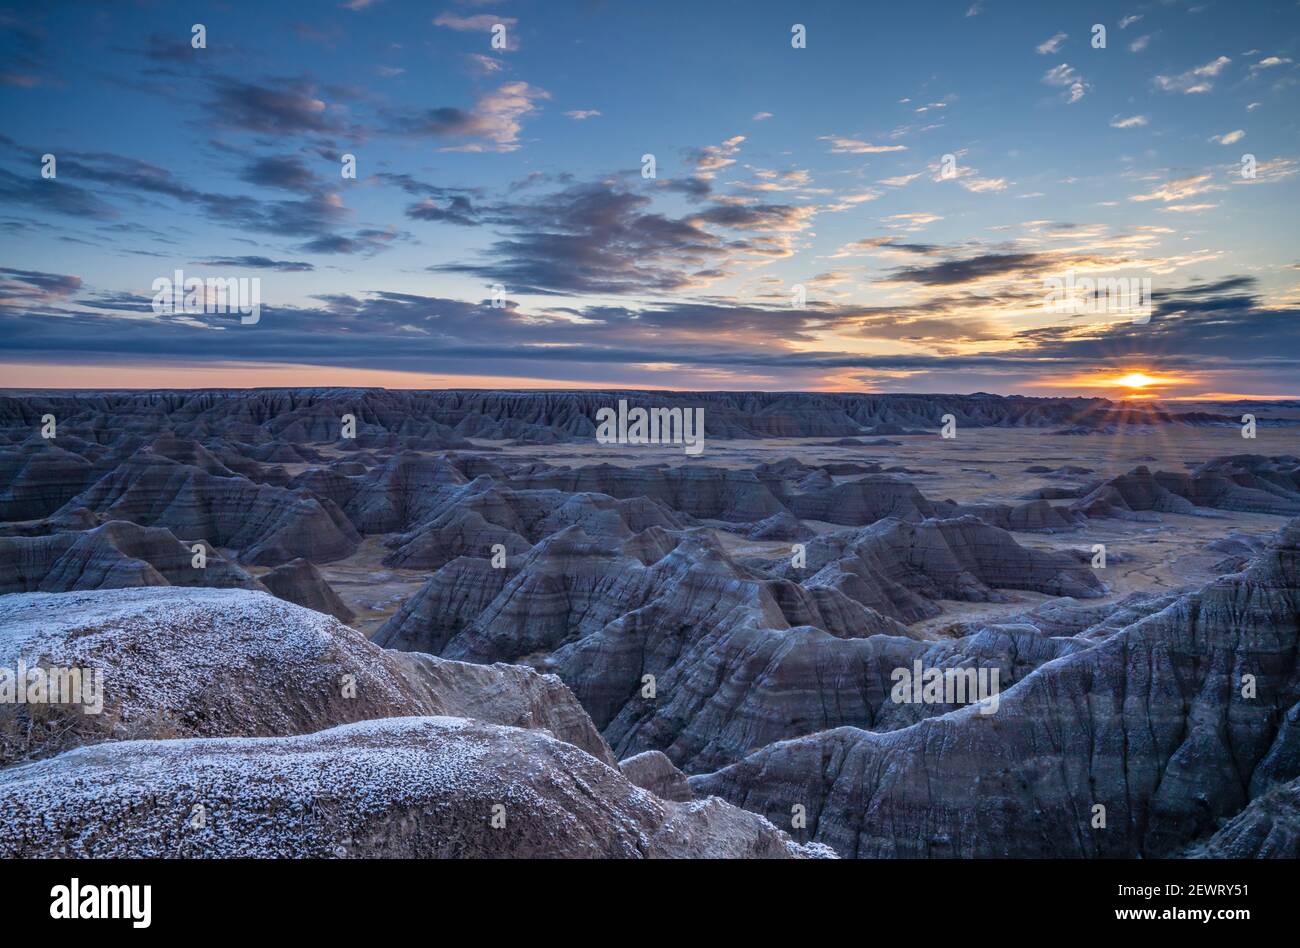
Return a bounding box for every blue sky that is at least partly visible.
[1,0,1298,396]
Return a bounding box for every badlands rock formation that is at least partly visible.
[1075,455,1300,519]
[692,521,1300,858]
[0,390,1140,446]
[1,389,1297,859]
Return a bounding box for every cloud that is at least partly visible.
[0,167,118,220]
[882,212,942,231]
[734,168,818,193]
[824,189,883,212]
[564,110,601,120]
[1129,35,1151,53]
[467,53,502,75]
[423,158,825,296]
[888,252,1053,286]
[878,172,923,187]
[831,237,939,259]
[1042,63,1089,103]
[0,267,82,304]
[1131,173,1221,203]
[752,112,773,121]
[1109,114,1148,128]
[685,135,745,178]
[239,155,322,193]
[1036,33,1067,55]
[1210,129,1245,145]
[405,194,482,226]
[1119,14,1143,28]
[299,227,401,256]
[820,136,907,154]
[0,140,365,251]
[207,77,344,135]
[434,13,517,32]
[430,181,730,295]
[198,256,315,271]
[1154,55,1231,93]
[961,177,1008,193]
[8,263,1298,396]
[384,81,549,151]
[1250,55,1293,73]
[1230,157,1298,184]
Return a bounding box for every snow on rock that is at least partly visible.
[0,716,827,859]
[0,586,611,766]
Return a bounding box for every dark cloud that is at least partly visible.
[659,176,713,201]
[0,143,364,250]
[687,203,811,232]
[239,155,322,193]
[375,173,486,226]
[0,267,82,302]
[207,77,345,135]
[197,256,315,272]
[298,228,400,255]
[0,167,117,219]
[426,181,768,295]
[6,270,1294,393]
[890,252,1050,285]
[430,183,721,294]
[384,106,478,138]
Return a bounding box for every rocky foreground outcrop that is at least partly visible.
[0,587,607,765]
[0,588,825,858]
[0,717,828,858]
[691,519,1300,858]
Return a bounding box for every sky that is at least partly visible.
[1,0,1298,398]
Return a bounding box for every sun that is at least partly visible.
[1113,372,1162,389]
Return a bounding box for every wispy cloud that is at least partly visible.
[1131,173,1222,203]
[1154,55,1231,93]
[1042,63,1088,102]
[820,136,907,154]
[434,13,516,32]
[1036,33,1067,55]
